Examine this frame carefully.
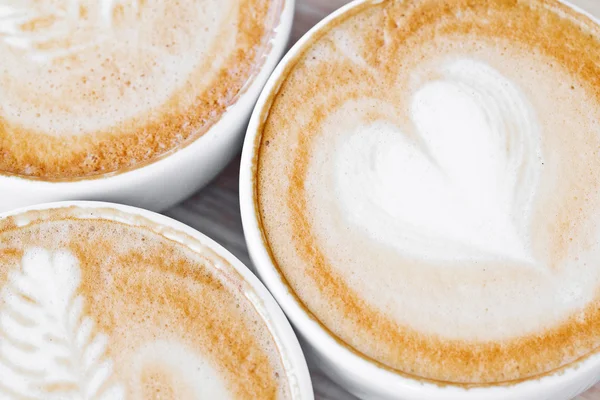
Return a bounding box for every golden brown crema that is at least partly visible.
[0,0,280,180]
[255,0,600,385]
[0,207,291,399]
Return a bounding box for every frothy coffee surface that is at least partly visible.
[0,207,291,399]
[0,0,278,179]
[256,0,600,384]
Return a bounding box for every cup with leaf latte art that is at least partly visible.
[0,202,312,399]
[0,0,293,212]
[240,0,600,398]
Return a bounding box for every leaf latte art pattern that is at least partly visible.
[0,249,124,399]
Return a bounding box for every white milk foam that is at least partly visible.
[0,0,235,135]
[129,340,230,398]
[301,54,600,341]
[0,0,132,62]
[335,59,541,263]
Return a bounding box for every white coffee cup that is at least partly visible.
[0,200,314,399]
[0,0,294,214]
[239,0,600,399]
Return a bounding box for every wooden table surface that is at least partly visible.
[165,1,600,398]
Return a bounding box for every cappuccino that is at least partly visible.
[0,206,292,398]
[255,0,600,384]
[0,0,280,180]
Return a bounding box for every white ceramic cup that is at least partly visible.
[0,200,314,399]
[239,0,600,399]
[0,0,294,214]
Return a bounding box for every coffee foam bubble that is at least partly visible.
[0,208,292,399]
[256,0,600,384]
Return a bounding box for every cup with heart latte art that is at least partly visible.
[0,0,293,212]
[240,0,600,399]
[0,201,313,399]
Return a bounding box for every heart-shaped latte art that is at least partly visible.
[335,59,542,263]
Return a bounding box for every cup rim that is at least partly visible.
[0,0,295,187]
[239,0,600,397]
[0,200,314,400]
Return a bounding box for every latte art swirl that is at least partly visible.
[0,0,279,179]
[335,59,542,262]
[0,0,139,62]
